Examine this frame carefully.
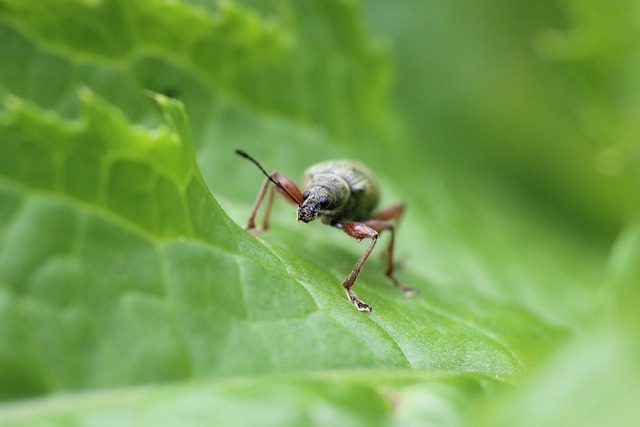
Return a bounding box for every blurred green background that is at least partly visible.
[362,0,639,239]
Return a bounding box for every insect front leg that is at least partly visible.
[333,221,381,312]
[245,176,271,230]
[245,172,303,232]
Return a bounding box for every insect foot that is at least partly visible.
[400,286,419,297]
[387,274,418,296]
[244,226,267,235]
[346,288,372,312]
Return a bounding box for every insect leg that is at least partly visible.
[245,171,304,232]
[370,203,404,264]
[260,185,276,230]
[333,221,380,312]
[245,176,271,230]
[363,219,416,296]
[271,172,304,205]
[371,202,405,222]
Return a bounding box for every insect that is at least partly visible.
[236,149,415,312]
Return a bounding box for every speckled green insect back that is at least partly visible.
[236,149,416,312]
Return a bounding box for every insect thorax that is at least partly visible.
[302,160,380,222]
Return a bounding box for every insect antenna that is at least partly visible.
[235,149,302,207]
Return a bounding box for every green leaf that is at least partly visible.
[1,0,638,425]
[0,86,520,423]
[474,223,640,427]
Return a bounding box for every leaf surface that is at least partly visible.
[1,0,637,425]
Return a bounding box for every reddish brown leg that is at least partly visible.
[333,203,415,311]
[245,172,303,232]
[370,203,402,262]
[371,202,405,222]
[363,219,416,296]
[333,221,380,311]
[245,176,270,230]
[370,203,415,295]
[260,185,276,230]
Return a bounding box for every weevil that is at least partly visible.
[236,149,415,312]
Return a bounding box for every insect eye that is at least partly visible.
[319,197,329,209]
[302,191,310,200]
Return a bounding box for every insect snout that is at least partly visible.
[297,205,318,223]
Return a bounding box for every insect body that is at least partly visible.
[236,149,415,312]
[299,160,380,224]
